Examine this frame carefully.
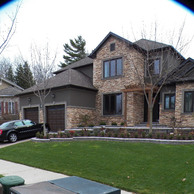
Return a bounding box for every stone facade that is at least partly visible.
[175,83,194,127]
[66,107,96,129]
[93,36,145,126]
[159,82,194,127]
[159,106,175,126]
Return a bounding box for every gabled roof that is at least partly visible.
[54,57,93,74]
[89,32,133,58]
[165,58,194,84]
[18,68,97,95]
[134,39,170,51]
[0,77,24,91]
[0,86,23,97]
[89,32,184,60]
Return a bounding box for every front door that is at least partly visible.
[144,93,160,122]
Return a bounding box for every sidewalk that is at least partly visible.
[0,159,131,194]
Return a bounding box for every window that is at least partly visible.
[23,120,34,126]
[184,91,194,113]
[153,59,160,74]
[146,58,160,76]
[164,93,175,109]
[8,101,15,114]
[14,121,24,127]
[103,58,122,78]
[103,93,122,115]
[110,43,115,51]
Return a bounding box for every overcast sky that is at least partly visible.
[0,0,193,69]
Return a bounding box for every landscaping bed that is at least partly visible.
[36,127,194,142]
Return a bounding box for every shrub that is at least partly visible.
[100,131,105,137]
[80,130,84,136]
[53,133,57,138]
[99,121,106,125]
[111,122,117,126]
[114,133,118,137]
[58,131,63,138]
[66,132,70,138]
[88,124,94,127]
[142,132,146,138]
[120,122,124,126]
[188,134,193,140]
[120,133,125,138]
[182,135,186,140]
[126,133,130,138]
[36,132,40,138]
[69,130,75,137]
[94,131,98,137]
[169,134,174,140]
[134,132,138,138]
[156,133,160,139]
[107,132,112,137]
[148,133,152,138]
[163,133,167,139]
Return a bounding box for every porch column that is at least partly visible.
[124,91,127,126]
[147,90,151,127]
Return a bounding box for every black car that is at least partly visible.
[0,119,44,143]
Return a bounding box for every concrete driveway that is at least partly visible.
[0,138,31,149]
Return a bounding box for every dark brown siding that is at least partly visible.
[24,107,39,123]
[46,105,65,132]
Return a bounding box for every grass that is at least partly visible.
[0,141,194,193]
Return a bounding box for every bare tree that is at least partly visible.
[127,21,193,133]
[0,2,21,55]
[30,43,57,135]
[0,57,12,77]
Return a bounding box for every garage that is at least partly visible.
[24,107,39,123]
[46,104,65,132]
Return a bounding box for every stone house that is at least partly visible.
[0,77,23,124]
[18,32,194,131]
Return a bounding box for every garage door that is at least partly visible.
[46,105,65,132]
[24,107,39,123]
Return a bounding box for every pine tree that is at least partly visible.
[60,35,87,67]
[15,61,35,89]
[5,66,15,82]
[15,64,24,88]
[23,61,35,88]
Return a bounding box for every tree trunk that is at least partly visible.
[149,106,153,134]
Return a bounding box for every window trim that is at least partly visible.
[164,93,175,110]
[103,57,123,79]
[103,93,122,116]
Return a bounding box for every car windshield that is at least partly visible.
[0,122,14,129]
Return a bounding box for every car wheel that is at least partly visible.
[8,133,18,143]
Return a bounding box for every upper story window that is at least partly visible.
[103,58,122,78]
[184,91,194,113]
[164,93,175,110]
[146,58,160,76]
[103,93,122,115]
[110,43,115,51]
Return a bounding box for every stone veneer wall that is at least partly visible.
[175,83,194,127]
[159,105,175,126]
[93,36,145,126]
[66,107,96,129]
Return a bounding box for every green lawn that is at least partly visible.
[0,141,194,193]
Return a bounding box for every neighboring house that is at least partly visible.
[18,32,194,131]
[0,77,23,123]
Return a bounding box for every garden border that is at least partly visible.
[31,137,194,144]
